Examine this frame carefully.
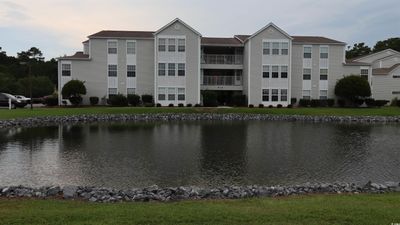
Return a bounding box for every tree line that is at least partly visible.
[0,47,57,98]
[346,38,400,59]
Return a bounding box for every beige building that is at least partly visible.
[58,18,400,106]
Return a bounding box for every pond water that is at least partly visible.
[0,121,399,188]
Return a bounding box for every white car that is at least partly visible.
[15,95,31,103]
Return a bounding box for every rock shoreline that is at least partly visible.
[1,182,399,203]
[1,113,400,128]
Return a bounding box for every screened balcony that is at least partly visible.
[202,75,242,86]
[201,54,243,65]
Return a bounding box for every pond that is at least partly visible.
[0,121,399,189]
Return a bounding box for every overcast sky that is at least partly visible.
[1,0,399,59]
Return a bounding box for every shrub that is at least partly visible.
[268,105,273,108]
[194,104,201,107]
[127,94,140,106]
[248,104,254,108]
[375,100,389,107]
[258,104,264,108]
[290,98,297,105]
[156,103,162,107]
[178,103,184,107]
[319,100,328,107]
[186,103,193,107]
[232,94,246,107]
[334,75,371,105]
[390,97,399,107]
[202,91,218,107]
[299,99,311,107]
[337,99,346,107]
[168,103,174,107]
[287,104,293,108]
[109,94,128,107]
[327,99,335,107]
[365,98,375,107]
[310,100,320,107]
[144,103,154,107]
[354,98,365,106]
[43,95,58,106]
[61,79,87,106]
[89,96,99,106]
[277,104,283,108]
[141,94,153,104]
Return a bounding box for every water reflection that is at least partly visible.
[0,121,399,188]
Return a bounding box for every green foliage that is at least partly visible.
[232,94,246,107]
[334,75,371,105]
[89,96,99,106]
[43,94,58,106]
[373,38,400,53]
[61,80,86,106]
[109,94,128,107]
[202,91,218,107]
[374,100,390,107]
[141,94,153,104]
[127,94,140,106]
[299,99,311,107]
[346,43,371,59]
[17,76,54,98]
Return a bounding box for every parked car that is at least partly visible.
[15,95,31,104]
[0,93,27,108]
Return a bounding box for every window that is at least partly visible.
[392,91,400,94]
[158,63,166,76]
[262,89,269,101]
[272,66,279,78]
[263,42,270,55]
[303,68,311,80]
[61,64,71,76]
[281,42,289,55]
[168,63,175,76]
[262,65,270,78]
[127,65,136,77]
[127,41,136,55]
[158,38,166,52]
[281,66,288,78]
[178,63,185,76]
[178,88,185,101]
[281,89,288,101]
[272,42,280,55]
[304,46,312,58]
[168,88,175,100]
[320,90,328,100]
[108,88,117,97]
[393,75,400,78]
[320,69,328,80]
[158,87,166,100]
[320,46,328,58]
[127,88,136,95]
[302,90,311,99]
[361,69,368,80]
[108,65,117,77]
[178,39,185,52]
[168,38,176,52]
[271,89,279,101]
[108,41,117,54]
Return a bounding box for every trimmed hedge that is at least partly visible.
[127,94,140,106]
[141,95,153,104]
[202,91,218,107]
[89,96,99,106]
[109,94,128,107]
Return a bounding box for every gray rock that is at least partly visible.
[63,185,78,199]
[47,186,61,196]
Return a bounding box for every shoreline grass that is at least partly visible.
[0,106,400,120]
[0,193,399,225]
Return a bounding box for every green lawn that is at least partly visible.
[0,194,399,225]
[0,106,400,120]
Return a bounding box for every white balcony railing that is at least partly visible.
[201,54,243,65]
[203,76,243,86]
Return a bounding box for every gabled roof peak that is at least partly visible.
[155,18,202,36]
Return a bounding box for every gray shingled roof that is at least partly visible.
[234,35,345,45]
[59,52,90,60]
[201,37,243,46]
[88,30,154,38]
[372,63,400,75]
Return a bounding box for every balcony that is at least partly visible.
[202,76,243,91]
[202,54,243,65]
[201,54,243,70]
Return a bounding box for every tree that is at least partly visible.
[61,80,87,105]
[334,75,371,106]
[346,43,371,59]
[373,38,400,53]
[17,76,54,98]
[17,47,44,61]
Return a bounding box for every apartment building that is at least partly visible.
[58,18,400,106]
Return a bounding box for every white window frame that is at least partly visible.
[281,65,288,78]
[108,64,117,77]
[281,89,288,101]
[262,65,270,78]
[302,90,311,99]
[158,63,166,76]
[262,42,270,55]
[168,63,176,76]
[271,65,279,78]
[303,46,312,58]
[168,38,176,52]
[158,87,166,101]
[158,38,166,52]
[61,63,71,76]
[127,65,136,77]
[320,68,328,80]
[262,89,269,102]
[320,46,329,59]
[281,42,289,55]
[178,39,185,52]
[178,63,185,76]
[177,88,185,101]
[107,40,118,54]
[319,90,328,100]
[272,42,280,55]
[303,68,311,80]
[127,88,136,95]
[126,41,136,55]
